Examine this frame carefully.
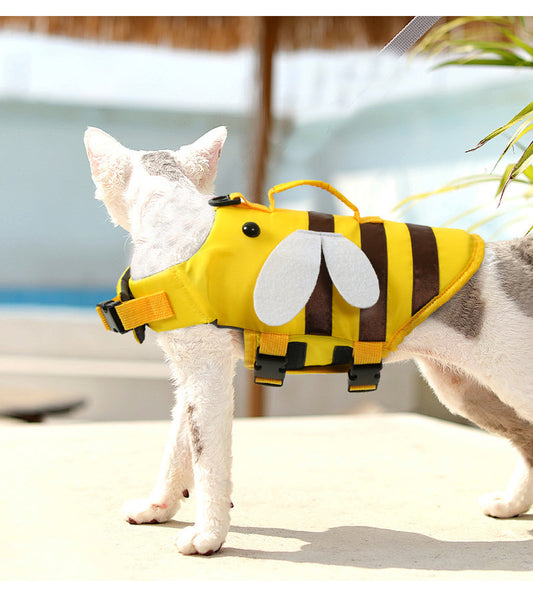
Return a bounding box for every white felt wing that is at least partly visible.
[321,234,380,309]
[254,230,322,327]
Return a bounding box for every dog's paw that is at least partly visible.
[121,498,179,524]
[175,526,225,555]
[478,491,529,519]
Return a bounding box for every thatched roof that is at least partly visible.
[0,16,418,50]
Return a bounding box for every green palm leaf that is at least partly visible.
[499,141,533,200]
[467,102,533,151]
[404,15,533,232]
[467,202,533,232]
[501,28,533,58]
[495,164,516,197]
[434,40,530,64]
[493,123,533,171]
[415,16,514,56]
[393,173,521,213]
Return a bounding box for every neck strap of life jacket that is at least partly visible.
[96,268,384,393]
[96,267,175,344]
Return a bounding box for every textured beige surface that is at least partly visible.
[1,413,533,580]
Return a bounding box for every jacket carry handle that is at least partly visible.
[267,180,360,219]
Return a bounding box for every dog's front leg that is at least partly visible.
[120,400,194,524]
[159,326,239,555]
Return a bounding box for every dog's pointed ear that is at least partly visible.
[84,127,133,230]
[178,126,227,194]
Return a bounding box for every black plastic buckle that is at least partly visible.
[97,299,129,334]
[208,195,242,207]
[347,362,383,392]
[254,349,288,386]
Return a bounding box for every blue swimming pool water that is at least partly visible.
[0,288,109,308]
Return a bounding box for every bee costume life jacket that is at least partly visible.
[97,180,485,392]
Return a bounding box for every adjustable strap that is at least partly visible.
[96,269,174,344]
[379,16,441,57]
[253,333,289,387]
[348,341,383,392]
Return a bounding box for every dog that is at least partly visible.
[85,125,533,555]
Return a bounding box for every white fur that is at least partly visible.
[391,246,533,422]
[479,454,533,519]
[85,126,533,555]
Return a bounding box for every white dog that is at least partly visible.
[85,126,533,555]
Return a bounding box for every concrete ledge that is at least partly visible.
[0,308,425,420]
[1,413,532,580]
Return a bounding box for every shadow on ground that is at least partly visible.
[158,518,533,571]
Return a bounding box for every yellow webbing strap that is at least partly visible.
[254,332,289,386]
[243,330,258,369]
[97,291,175,332]
[255,378,284,387]
[259,332,289,357]
[267,180,361,219]
[353,341,383,365]
[349,341,384,392]
[118,291,174,330]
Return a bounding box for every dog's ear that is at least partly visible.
[84,127,133,230]
[178,126,227,194]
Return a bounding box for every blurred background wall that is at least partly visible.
[1,16,532,422]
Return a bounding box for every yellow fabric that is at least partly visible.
[352,341,383,366]
[129,264,216,329]
[386,228,485,356]
[243,334,355,372]
[268,180,360,218]
[100,181,485,382]
[243,330,258,370]
[116,291,174,331]
[254,377,283,386]
[383,221,413,344]
[259,333,289,357]
[348,342,383,391]
[349,384,377,392]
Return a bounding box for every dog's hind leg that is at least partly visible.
[120,400,194,524]
[416,357,533,518]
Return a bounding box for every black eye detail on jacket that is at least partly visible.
[242,222,261,238]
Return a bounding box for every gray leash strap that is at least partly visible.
[379,16,442,57]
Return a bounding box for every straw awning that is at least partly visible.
[0,16,415,50]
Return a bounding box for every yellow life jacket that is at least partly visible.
[97,180,485,392]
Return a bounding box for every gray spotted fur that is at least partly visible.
[141,151,183,181]
[432,271,485,339]
[186,404,203,461]
[493,236,533,318]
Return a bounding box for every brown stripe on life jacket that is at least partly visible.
[358,222,388,342]
[407,223,440,314]
[305,212,335,336]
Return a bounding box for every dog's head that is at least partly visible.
[84,126,227,276]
